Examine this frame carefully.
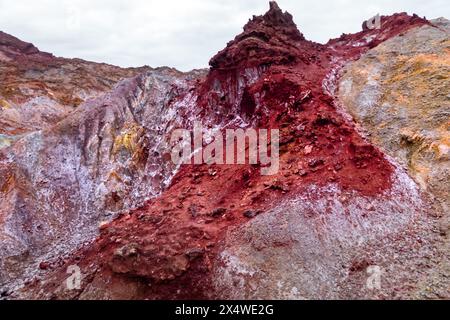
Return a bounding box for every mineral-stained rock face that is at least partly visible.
[209,1,306,70]
[0,67,208,290]
[1,2,448,300]
[1,32,162,289]
[0,28,210,292]
[338,19,450,209]
[0,31,151,139]
[338,18,450,298]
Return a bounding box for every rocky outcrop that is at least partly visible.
[213,176,439,299]
[209,1,307,70]
[0,3,448,300]
[0,31,209,291]
[338,19,449,208]
[0,31,44,57]
[0,67,207,291]
[338,18,450,298]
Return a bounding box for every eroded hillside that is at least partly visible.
[0,2,448,300]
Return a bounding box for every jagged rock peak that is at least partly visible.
[209,1,306,69]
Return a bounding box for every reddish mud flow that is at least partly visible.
[23,3,429,299]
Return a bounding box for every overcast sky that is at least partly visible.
[0,0,448,71]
